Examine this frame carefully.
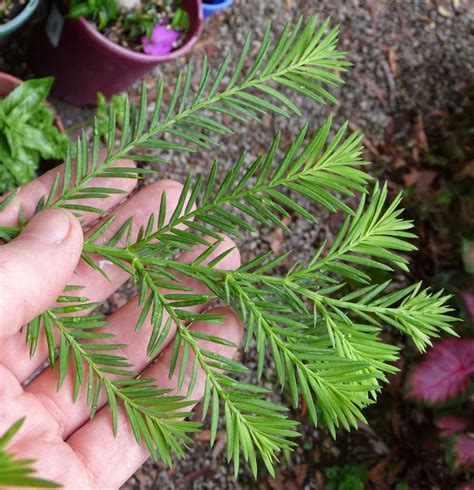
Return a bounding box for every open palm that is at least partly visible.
[0,157,242,489]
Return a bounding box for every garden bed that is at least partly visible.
[1,0,473,488]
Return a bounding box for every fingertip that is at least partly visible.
[213,234,241,270]
[18,209,84,286]
[0,209,84,335]
[155,179,184,193]
[146,179,184,201]
[111,157,137,169]
[65,210,85,252]
[21,209,83,251]
[151,180,189,214]
[214,306,245,346]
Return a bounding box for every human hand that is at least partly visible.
[0,159,242,489]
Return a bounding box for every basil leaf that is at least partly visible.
[2,78,54,124]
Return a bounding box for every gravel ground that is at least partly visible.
[124,2,473,488]
[1,0,473,488]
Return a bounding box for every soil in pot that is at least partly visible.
[0,0,28,24]
[69,0,191,55]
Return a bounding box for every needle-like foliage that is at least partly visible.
[0,16,457,478]
[0,419,60,487]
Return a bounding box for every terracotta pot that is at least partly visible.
[30,0,203,106]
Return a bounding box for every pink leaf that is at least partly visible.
[459,482,474,490]
[453,433,474,469]
[462,292,474,323]
[435,415,470,438]
[407,339,474,404]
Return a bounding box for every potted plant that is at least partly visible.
[0,73,68,193]
[30,0,202,106]
[0,0,39,42]
[202,0,232,19]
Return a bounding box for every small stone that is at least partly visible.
[437,5,455,18]
[117,0,140,12]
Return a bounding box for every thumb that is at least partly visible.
[0,209,83,338]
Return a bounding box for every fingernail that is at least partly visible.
[22,209,71,244]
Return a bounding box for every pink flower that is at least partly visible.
[142,24,180,56]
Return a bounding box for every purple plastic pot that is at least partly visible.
[30,0,202,106]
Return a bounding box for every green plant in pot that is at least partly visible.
[0,77,69,194]
[68,0,190,53]
[1,17,460,486]
[30,0,202,105]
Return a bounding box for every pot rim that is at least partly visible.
[73,0,203,64]
[0,0,39,37]
[203,0,233,8]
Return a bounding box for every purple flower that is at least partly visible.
[142,24,180,56]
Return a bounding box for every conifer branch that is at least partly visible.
[0,17,347,234]
[28,293,201,465]
[112,250,300,477]
[0,16,458,476]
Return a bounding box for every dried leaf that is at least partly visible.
[195,429,211,441]
[367,0,378,33]
[270,217,291,253]
[133,469,148,486]
[403,169,437,193]
[348,121,381,159]
[267,472,285,490]
[363,76,387,104]
[388,48,399,77]
[368,453,393,490]
[183,467,216,482]
[295,464,308,486]
[211,433,226,459]
[415,114,429,152]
